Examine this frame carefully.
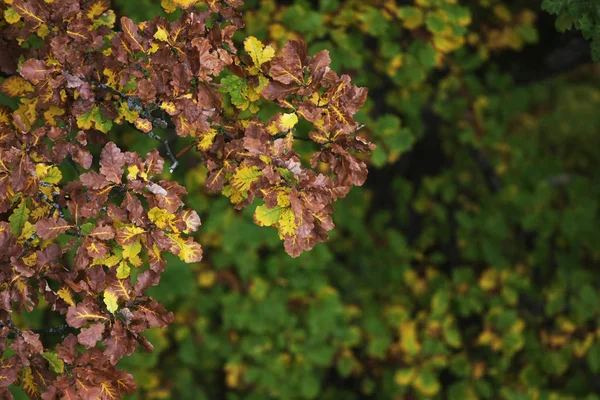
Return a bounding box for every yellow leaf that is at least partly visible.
[198,270,216,288]
[76,106,96,130]
[254,205,284,227]
[43,106,65,126]
[122,240,142,267]
[172,0,197,9]
[154,26,170,43]
[160,101,177,115]
[149,42,160,54]
[148,207,176,231]
[399,320,421,356]
[197,128,217,151]
[3,7,21,24]
[276,190,291,207]
[35,163,51,180]
[23,252,37,267]
[116,261,130,279]
[134,118,152,133]
[127,165,140,180]
[1,76,34,97]
[433,35,465,53]
[22,368,39,397]
[168,234,203,263]
[103,68,118,90]
[116,100,139,124]
[86,0,109,19]
[277,113,298,132]
[231,165,262,192]
[244,36,275,68]
[161,0,177,13]
[278,208,298,236]
[225,363,244,388]
[103,290,118,314]
[57,286,75,306]
[92,252,122,268]
[36,23,50,38]
[267,122,279,136]
[394,367,415,386]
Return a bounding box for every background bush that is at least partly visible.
[5,0,600,399]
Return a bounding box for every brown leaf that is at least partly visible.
[77,323,106,349]
[134,270,160,296]
[120,17,145,52]
[269,40,307,85]
[308,50,331,85]
[136,80,156,104]
[56,334,78,364]
[205,169,224,192]
[66,302,109,329]
[0,355,19,387]
[144,150,164,175]
[35,218,71,240]
[133,299,174,328]
[261,81,299,100]
[103,321,136,365]
[170,64,193,95]
[80,171,109,189]
[20,59,53,83]
[99,142,125,184]
[89,224,115,241]
[114,370,136,395]
[174,209,201,233]
[84,237,109,259]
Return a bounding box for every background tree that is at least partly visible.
[1,0,600,399]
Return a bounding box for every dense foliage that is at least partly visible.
[1,0,599,399]
[0,0,370,398]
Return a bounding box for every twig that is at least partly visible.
[0,321,71,340]
[147,131,179,173]
[272,132,313,141]
[38,187,64,218]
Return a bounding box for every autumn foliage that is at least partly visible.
[0,0,371,397]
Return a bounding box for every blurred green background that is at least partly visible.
[11,0,600,398]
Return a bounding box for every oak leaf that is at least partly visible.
[35,218,71,240]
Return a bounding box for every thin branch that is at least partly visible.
[147,131,179,172]
[272,132,313,141]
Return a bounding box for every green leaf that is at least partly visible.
[588,340,600,373]
[426,14,446,34]
[220,75,250,111]
[116,261,131,279]
[9,199,30,236]
[555,12,575,32]
[319,0,339,13]
[254,205,284,227]
[103,290,119,314]
[413,368,440,396]
[448,381,477,400]
[42,352,64,374]
[41,166,62,185]
[300,373,320,399]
